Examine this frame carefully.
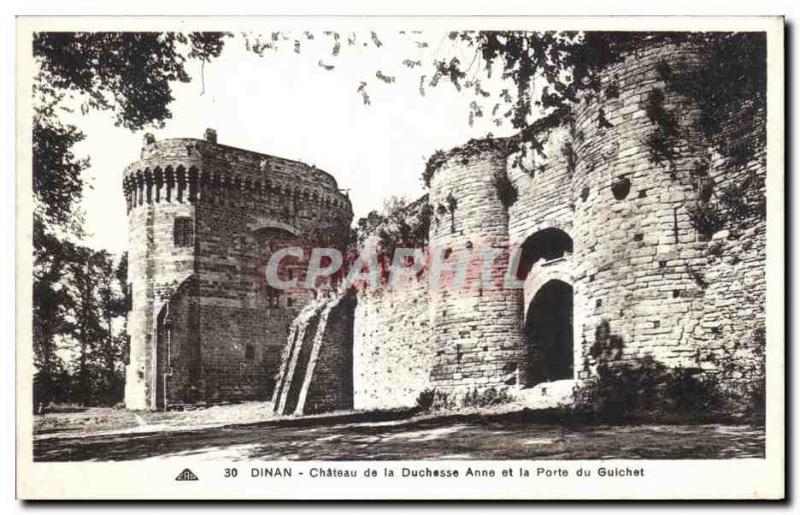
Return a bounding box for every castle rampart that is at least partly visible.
[330,35,767,411]
[124,35,766,415]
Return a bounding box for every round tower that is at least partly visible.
[427,142,525,397]
[568,38,731,376]
[123,135,200,410]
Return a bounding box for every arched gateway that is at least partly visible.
[517,228,575,388]
[524,279,574,386]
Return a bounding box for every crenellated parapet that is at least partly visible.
[123,131,352,220]
[122,164,352,216]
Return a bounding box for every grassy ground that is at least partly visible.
[34,402,277,437]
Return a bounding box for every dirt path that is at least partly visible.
[33,416,765,462]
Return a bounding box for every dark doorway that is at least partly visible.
[524,280,574,386]
[516,228,573,280]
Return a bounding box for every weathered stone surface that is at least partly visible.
[126,37,766,414]
[339,38,766,409]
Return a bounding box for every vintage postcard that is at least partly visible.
[16,16,784,500]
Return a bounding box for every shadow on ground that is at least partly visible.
[34,413,765,462]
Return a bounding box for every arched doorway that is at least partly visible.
[516,227,573,280]
[524,279,574,386]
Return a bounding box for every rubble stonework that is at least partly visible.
[341,38,766,410]
[124,37,766,413]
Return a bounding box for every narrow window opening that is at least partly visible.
[125,283,133,312]
[173,217,194,247]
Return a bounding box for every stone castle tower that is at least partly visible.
[122,129,352,409]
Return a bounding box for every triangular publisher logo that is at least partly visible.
[175,468,199,481]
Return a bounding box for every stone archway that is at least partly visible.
[516,227,573,280]
[516,227,575,387]
[523,279,574,387]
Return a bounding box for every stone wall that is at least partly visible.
[567,41,713,374]
[507,125,574,244]
[566,40,766,382]
[271,196,439,413]
[155,276,200,406]
[406,36,765,402]
[272,292,356,415]
[124,197,195,409]
[298,36,765,411]
[353,276,433,410]
[303,294,357,414]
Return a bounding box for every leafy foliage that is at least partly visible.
[462,386,514,408]
[64,247,127,406]
[30,30,768,414]
[701,324,766,423]
[493,169,518,208]
[687,202,727,238]
[239,31,766,208]
[653,34,767,235]
[32,116,88,227]
[32,31,228,227]
[717,172,767,223]
[33,220,75,409]
[414,388,457,412]
[33,31,229,130]
[355,195,432,254]
[687,170,766,237]
[414,388,436,411]
[575,320,766,423]
[422,150,448,187]
[415,386,514,412]
[422,137,512,187]
[187,32,228,61]
[243,31,635,144]
[644,88,680,167]
[574,321,725,422]
[663,33,767,169]
[561,141,577,176]
[33,228,128,411]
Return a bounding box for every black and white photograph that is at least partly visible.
[13,15,784,500]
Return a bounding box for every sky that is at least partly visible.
[61,31,518,257]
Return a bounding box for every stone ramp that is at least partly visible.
[272,291,354,416]
[271,301,324,415]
